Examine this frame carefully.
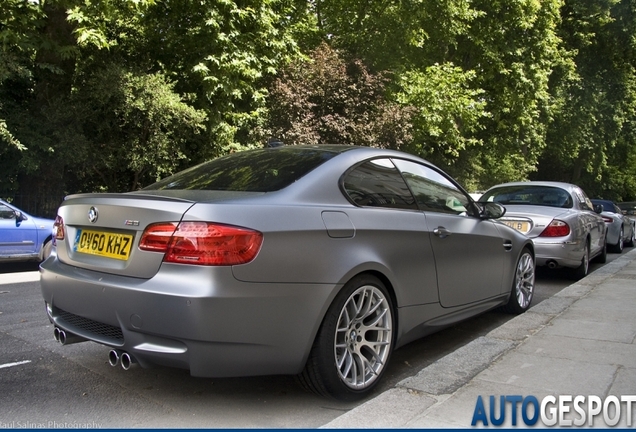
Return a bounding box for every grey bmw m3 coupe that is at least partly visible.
[40,145,535,400]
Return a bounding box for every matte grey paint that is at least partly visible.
[40,146,534,378]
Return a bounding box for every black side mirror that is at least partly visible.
[15,210,28,222]
[480,202,506,219]
[593,204,603,214]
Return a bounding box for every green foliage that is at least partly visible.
[396,64,486,157]
[1,0,636,201]
[538,0,636,201]
[70,65,207,191]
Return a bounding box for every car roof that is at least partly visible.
[484,180,579,193]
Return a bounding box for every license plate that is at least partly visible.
[74,229,134,260]
[501,220,531,234]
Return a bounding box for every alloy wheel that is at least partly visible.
[334,285,393,390]
[515,252,535,309]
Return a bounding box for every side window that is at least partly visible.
[575,189,593,211]
[392,159,471,215]
[343,158,417,210]
[0,204,16,219]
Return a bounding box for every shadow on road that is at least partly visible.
[0,262,40,274]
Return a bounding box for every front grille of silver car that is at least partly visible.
[56,308,124,343]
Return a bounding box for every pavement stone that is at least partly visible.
[322,249,636,429]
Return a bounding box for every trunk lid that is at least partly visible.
[55,193,195,279]
[498,204,571,238]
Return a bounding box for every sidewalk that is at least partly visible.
[323,249,636,428]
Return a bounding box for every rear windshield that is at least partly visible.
[591,200,614,212]
[144,147,340,192]
[480,185,573,209]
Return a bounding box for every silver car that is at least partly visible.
[479,181,606,280]
[41,145,535,400]
[591,199,635,253]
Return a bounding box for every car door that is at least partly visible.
[574,189,605,255]
[0,202,37,256]
[392,159,506,308]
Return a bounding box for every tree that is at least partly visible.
[537,0,636,201]
[262,43,415,149]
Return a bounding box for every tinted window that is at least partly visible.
[144,147,340,192]
[591,200,615,212]
[0,204,15,219]
[392,159,471,215]
[481,185,573,209]
[343,159,417,210]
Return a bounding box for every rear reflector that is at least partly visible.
[140,222,263,266]
[53,215,65,244]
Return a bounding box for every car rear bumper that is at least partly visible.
[40,258,338,377]
[532,238,583,268]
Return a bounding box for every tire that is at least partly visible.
[297,274,395,401]
[625,226,635,248]
[501,248,535,314]
[611,228,624,253]
[40,240,53,262]
[571,241,590,281]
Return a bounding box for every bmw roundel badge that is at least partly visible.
[88,206,98,223]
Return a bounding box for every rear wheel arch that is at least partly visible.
[571,236,591,280]
[40,235,54,261]
[297,271,399,400]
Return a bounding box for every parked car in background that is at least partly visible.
[479,181,606,280]
[590,199,635,253]
[0,198,54,263]
[40,145,535,401]
[617,201,636,219]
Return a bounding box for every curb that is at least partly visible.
[322,249,636,428]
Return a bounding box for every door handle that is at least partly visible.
[433,227,451,238]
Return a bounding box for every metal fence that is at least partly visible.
[2,195,65,219]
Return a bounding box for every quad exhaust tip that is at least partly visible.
[109,349,137,370]
[121,352,137,370]
[53,327,86,345]
[108,349,122,367]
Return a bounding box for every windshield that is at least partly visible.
[144,147,341,192]
[480,185,573,209]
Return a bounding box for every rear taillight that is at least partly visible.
[53,215,65,244]
[602,216,613,224]
[139,222,263,266]
[138,222,179,252]
[539,220,571,237]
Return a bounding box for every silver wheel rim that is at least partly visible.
[335,285,392,390]
[582,244,589,274]
[515,252,535,308]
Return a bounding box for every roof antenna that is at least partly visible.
[266,138,284,148]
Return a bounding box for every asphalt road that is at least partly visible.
[0,253,622,428]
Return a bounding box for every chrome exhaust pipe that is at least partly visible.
[120,352,137,370]
[108,350,123,367]
[53,327,62,343]
[547,260,558,269]
[53,327,87,345]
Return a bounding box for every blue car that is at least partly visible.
[0,198,54,263]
